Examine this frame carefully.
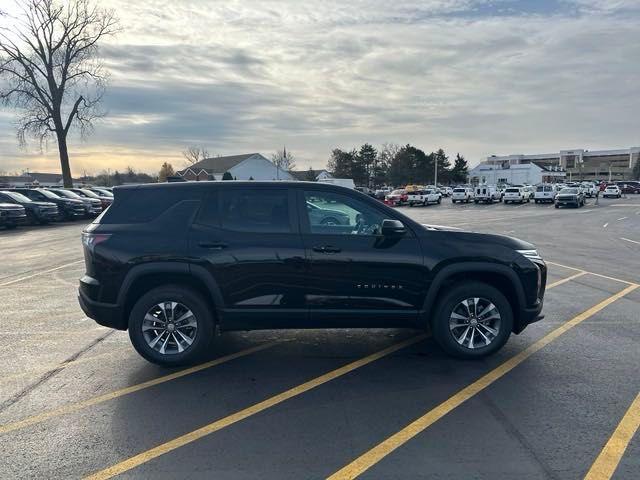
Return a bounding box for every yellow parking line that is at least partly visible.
[84,334,428,480]
[546,271,587,289]
[584,392,640,480]
[0,342,277,436]
[326,284,638,480]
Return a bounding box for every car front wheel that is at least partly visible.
[431,282,513,359]
[128,285,214,366]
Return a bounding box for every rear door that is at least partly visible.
[298,188,426,327]
[189,185,307,330]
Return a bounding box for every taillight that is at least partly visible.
[81,232,111,253]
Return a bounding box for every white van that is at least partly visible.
[474,185,500,204]
[451,187,474,203]
[534,184,557,203]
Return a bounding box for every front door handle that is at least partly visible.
[313,245,341,254]
[198,241,228,250]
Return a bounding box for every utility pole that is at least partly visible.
[434,155,438,186]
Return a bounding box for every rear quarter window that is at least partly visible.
[99,187,201,224]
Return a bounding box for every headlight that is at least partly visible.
[517,249,543,261]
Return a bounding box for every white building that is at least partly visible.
[468,162,566,185]
[176,153,295,181]
[482,147,639,181]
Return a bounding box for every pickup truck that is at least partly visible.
[408,189,442,206]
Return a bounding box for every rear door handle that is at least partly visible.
[198,241,228,250]
[313,245,341,254]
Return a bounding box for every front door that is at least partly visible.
[189,185,307,330]
[298,189,426,328]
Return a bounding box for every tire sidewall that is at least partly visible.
[431,282,513,359]
[128,285,214,366]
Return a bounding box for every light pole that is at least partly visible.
[434,156,438,186]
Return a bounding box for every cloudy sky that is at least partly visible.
[1,0,639,176]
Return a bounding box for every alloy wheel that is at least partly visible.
[449,297,501,349]
[142,301,198,355]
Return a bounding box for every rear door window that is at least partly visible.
[220,188,291,233]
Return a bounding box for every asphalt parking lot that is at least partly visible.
[1,195,639,479]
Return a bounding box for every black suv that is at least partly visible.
[0,190,59,224]
[79,182,546,366]
[11,188,85,220]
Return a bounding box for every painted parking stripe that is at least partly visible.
[620,237,640,246]
[584,392,640,480]
[326,284,638,480]
[0,259,84,287]
[546,271,587,289]
[0,342,277,436]
[546,261,637,286]
[83,335,428,480]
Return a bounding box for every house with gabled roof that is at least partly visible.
[175,153,295,181]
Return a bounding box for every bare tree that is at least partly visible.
[0,0,118,187]
[182,146,210,166]
[272,147,295,172]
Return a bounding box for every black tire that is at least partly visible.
[555,204,560,208]
[321,217,339,225]
[5,224,17,230]
[128,285,214,366]
[452,200,457,204]
[431,281,513,359]
[437,198,441,204]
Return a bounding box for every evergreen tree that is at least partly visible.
[327,148,355,178]
[388,144,425,186]
[434,148,451,184]
[355,143,377,186]
[222,171,233,180]
[450,153,469,184]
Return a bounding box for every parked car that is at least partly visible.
[474,185,500,204]
[503,187,529,204]
[88,187,114,198]
[10,188,85,220]
[0,202,27,229]
[534,184,557,204]
[555,187,585,208]
[306,200,350,225]
[79,181,547,366]
[602,185,622,198]
[615,181,640,194]
[68,188,113,211]
[521,185,535,200]
[48,188,102,217]
[451,187,474,203]
[580,182,598,198]
[0,190,58,224]
[408,189,441,206]
[385,189,409,206]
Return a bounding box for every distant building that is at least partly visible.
[0,172,81,187]
[175,153,295,181]
[480,147,639,182]
[469,162,566,185]
[290,169,333,181]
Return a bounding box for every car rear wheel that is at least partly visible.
[128,285,214,366]
[431,282,513,359]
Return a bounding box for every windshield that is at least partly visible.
[560,188,578,194]
[77,189,100,199]
[51,189,82,199]
[37,189,61,199]
[1,191,32,203]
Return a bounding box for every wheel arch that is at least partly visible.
[422,262,525,332]
[118,263,223,328]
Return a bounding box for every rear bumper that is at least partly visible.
[78,278,126,330]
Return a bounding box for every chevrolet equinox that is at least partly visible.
[79,182,546,366]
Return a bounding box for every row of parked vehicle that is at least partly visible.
[0,186,113,229]
[376,180,637,209]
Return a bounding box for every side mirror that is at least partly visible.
[381,219,406,236]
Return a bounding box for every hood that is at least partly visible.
[0,203,24,210]
[418,223,534,250]
[32,201,57,208]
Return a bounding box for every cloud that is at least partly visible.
[0,0,638,175]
